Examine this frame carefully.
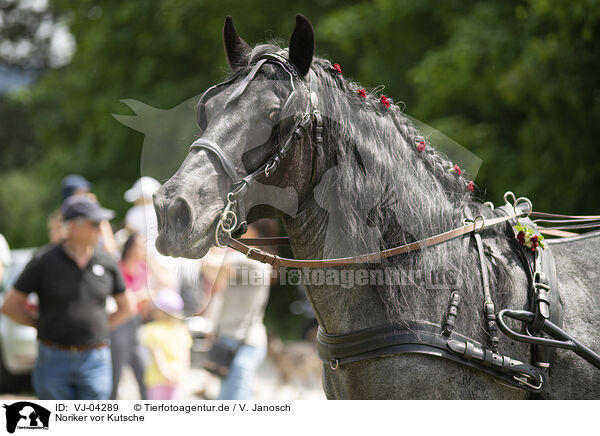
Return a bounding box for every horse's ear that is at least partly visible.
[223,16,251,70]
[289,14,314,77]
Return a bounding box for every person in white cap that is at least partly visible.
[124,176,162,240]
[123,177,183,297]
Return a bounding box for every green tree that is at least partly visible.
[410,0,600,212]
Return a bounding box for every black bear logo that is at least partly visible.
[3,402,50,434]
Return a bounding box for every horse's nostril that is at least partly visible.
[167,198,191,232]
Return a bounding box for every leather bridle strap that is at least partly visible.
[228,213,519,268]
[190,138,241,183]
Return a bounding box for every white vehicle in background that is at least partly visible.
[0,248,38,393]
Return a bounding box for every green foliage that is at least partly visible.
[410,0,600,212]
[5,0,596,248]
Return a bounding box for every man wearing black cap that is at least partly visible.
[0,196,132,400]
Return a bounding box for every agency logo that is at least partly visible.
[2,402,50,433]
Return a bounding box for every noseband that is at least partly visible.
[189,49,323,246]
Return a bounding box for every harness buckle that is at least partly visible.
[246,247,263,260]
[264,160,277,178]
[513,373,543,391]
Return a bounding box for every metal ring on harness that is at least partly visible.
[215,224,230,248]
[215,206,238,248]
[472,215,486,233]
[264,160,277,177]
[515,197,533,218]
[219,210,238,233]
[504,191,517,206]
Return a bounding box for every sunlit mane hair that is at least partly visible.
[231,42,512,330]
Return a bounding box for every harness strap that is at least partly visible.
[227,213,518,268]
[190,138,241,183]
[473,231,499,351]
[464,208,499,352]
[316,320,545,393]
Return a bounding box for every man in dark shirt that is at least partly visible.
[1,196,132,400]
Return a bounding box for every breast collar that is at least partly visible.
[189,49,323,244]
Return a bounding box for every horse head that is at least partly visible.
[154,15,318,258]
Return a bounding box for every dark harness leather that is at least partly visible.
[316,195,600,397]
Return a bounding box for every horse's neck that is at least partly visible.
[284,196,530,340]
[283,198,446,334]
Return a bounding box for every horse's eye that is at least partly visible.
[268,110,280,122]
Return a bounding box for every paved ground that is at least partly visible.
[1,348,326,401]
[116,354,326,400]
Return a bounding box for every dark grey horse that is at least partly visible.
[153,15,600,399]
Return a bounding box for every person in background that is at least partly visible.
[0,233,11,288]
[109,232,149,400]
[141,289,192,400]
[123,176,199,314]
[47,210,67,244]
[0,196,132,400]
[61,174,92,201]
[123,176,176,290]
[54,174,118,256]
[123,176,161,238]
[202,220,274,400]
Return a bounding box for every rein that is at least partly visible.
[228,213,519,268]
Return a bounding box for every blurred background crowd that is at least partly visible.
[0,174,322,400]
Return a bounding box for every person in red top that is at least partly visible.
[109,232,149,399]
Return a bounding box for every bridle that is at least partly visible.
[189,49,322,247]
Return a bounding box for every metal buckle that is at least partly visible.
[533,271,550,291]
[246,247,262,259]
[264,161,277,177]
[513,373,543,391]
[329,359,339,370]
